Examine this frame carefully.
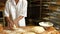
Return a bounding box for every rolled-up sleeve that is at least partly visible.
[19,0,28,17]
[4,2,9,17]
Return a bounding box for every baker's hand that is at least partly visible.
[7,22,14,30]
[13,16,24,27]
[13,20,19,28]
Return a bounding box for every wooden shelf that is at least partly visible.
[41,0,60,26]
[56,0,60,2]
[43,2,60,6]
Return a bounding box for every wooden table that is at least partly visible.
[0,26,60,34]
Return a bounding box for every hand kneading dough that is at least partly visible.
[13,24,17,29]
[31,26,45,33]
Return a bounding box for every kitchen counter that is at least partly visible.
[0,26,60,34]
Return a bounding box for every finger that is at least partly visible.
[8,23,13,29]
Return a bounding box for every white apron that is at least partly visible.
[4,0,27,26]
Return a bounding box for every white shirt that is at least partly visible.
[4,0,27,26]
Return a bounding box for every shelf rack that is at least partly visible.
[42,0,60,25]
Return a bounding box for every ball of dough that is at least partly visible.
[23,32,36,34]
[31,26,45,33]
[14,28,26,33]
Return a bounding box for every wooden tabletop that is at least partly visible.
[0,26,60,34]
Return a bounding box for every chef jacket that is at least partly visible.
[4,0,27,26]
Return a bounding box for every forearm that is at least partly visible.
[5,17,13,24]
[5,17,14,29]
[14,16,24,22]
[13,16,24,27]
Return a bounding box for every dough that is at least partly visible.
[15,28,26,32]
[13,24,17,29]
[23,32,36,34]
[3,30,13,34]
[31,26,45,33]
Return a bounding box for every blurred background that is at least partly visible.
[0,0,60,27]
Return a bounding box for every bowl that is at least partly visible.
[39,22,53,27]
